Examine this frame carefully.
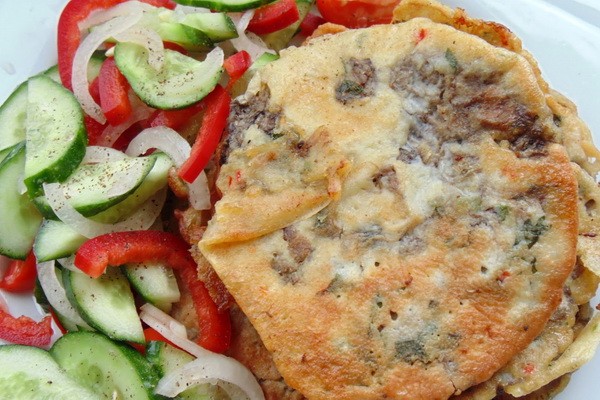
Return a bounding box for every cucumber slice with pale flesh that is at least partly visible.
[180,12,238,42]
[63,268,144,344]
[91,152,173,224]
[34,154,157,218]
[34,219,87,262]
[124,262,180,312]
[24,75,87,197]
[114,42,223,110]
[0,142,43,259]
[51,332,161,400]
[0,345,101,400]
[0,81,28,152]
[172,0,276,12]
[147,341,225,400]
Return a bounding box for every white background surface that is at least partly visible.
[1,1,599,398]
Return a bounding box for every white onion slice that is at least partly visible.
[44,182,166,238]
[113,27,164,71]
[140,304,265,400]
[96,93,155,147]
[126,126,191,166]
[79,1,156,31]
[73,14,142,123]
[156,357,265,400]
[140,303,211,357]
[83,146,128,164]
[36,260,91,328]
[188,171,211,210]
[125,127,211,210]
[140,302,188,338]
[173,4,210,15]
[56,255,80,273]
[230,11,275,61]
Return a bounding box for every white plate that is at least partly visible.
[1,1,599,398]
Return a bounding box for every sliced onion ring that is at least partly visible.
[36,260,91,329]
[79,1,157,31]
[43,182,166,238]
[126,126,191,166]
[230,11,275,61]
[95,93,155,147]
[73,14,142,123]
[139,304,265,400]
[125,127,211,210]
[83,146,128,164]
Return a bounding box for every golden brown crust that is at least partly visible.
[200,17,579,400]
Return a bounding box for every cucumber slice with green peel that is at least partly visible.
[114,42,223,110]
[0,145,11,164]
[147,17,213,50]
[146,341,225,400]
[51,332,162,400]
[261,0,314,51]
[172,0,276,12]
[44,53,105,84]
[91,152,173,224]
[0,81,28,152]
[0,142,43,259]
[24,75,87,197]
[63,268,145,343]
[34,219,87,262]
[0,345,101,400]
[43,65,61,83]
[180,12,238,42]
[34,154,157,218]
[124,262,180,312]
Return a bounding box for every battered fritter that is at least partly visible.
[191,1,600,399]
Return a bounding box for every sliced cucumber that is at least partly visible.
[0,145,11,165]
[51,332,162,400]
[43,65,61,83]
[146,341,224,400]
[124,262,180,312]
[172,0,276,12]
[43,53,105,84]
[34,154,157,218]
[0,142,43,259]
[24,75,87,197]
[0,81,28,152]
[91,152,173,224]
[114,42,223,110]
[261,0,314,51]
[63,268,144,343]
[180,12,238,42]
[34,219,87,262]
[0,345,101,400]
[146,16,213,50]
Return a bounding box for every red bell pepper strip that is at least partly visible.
[129,327,174,354]
[146,100,206,131]
[74,230,231,353]
[0,309,53,347]
[99,57,132,126]
[223,51,251,91]
[300,12,326,36]
[58,0,175,91]
[85,115,107,146]
[163,41,189,55]
[0,252,37,293]
[247,0,300,35]
[178,85,231,183]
